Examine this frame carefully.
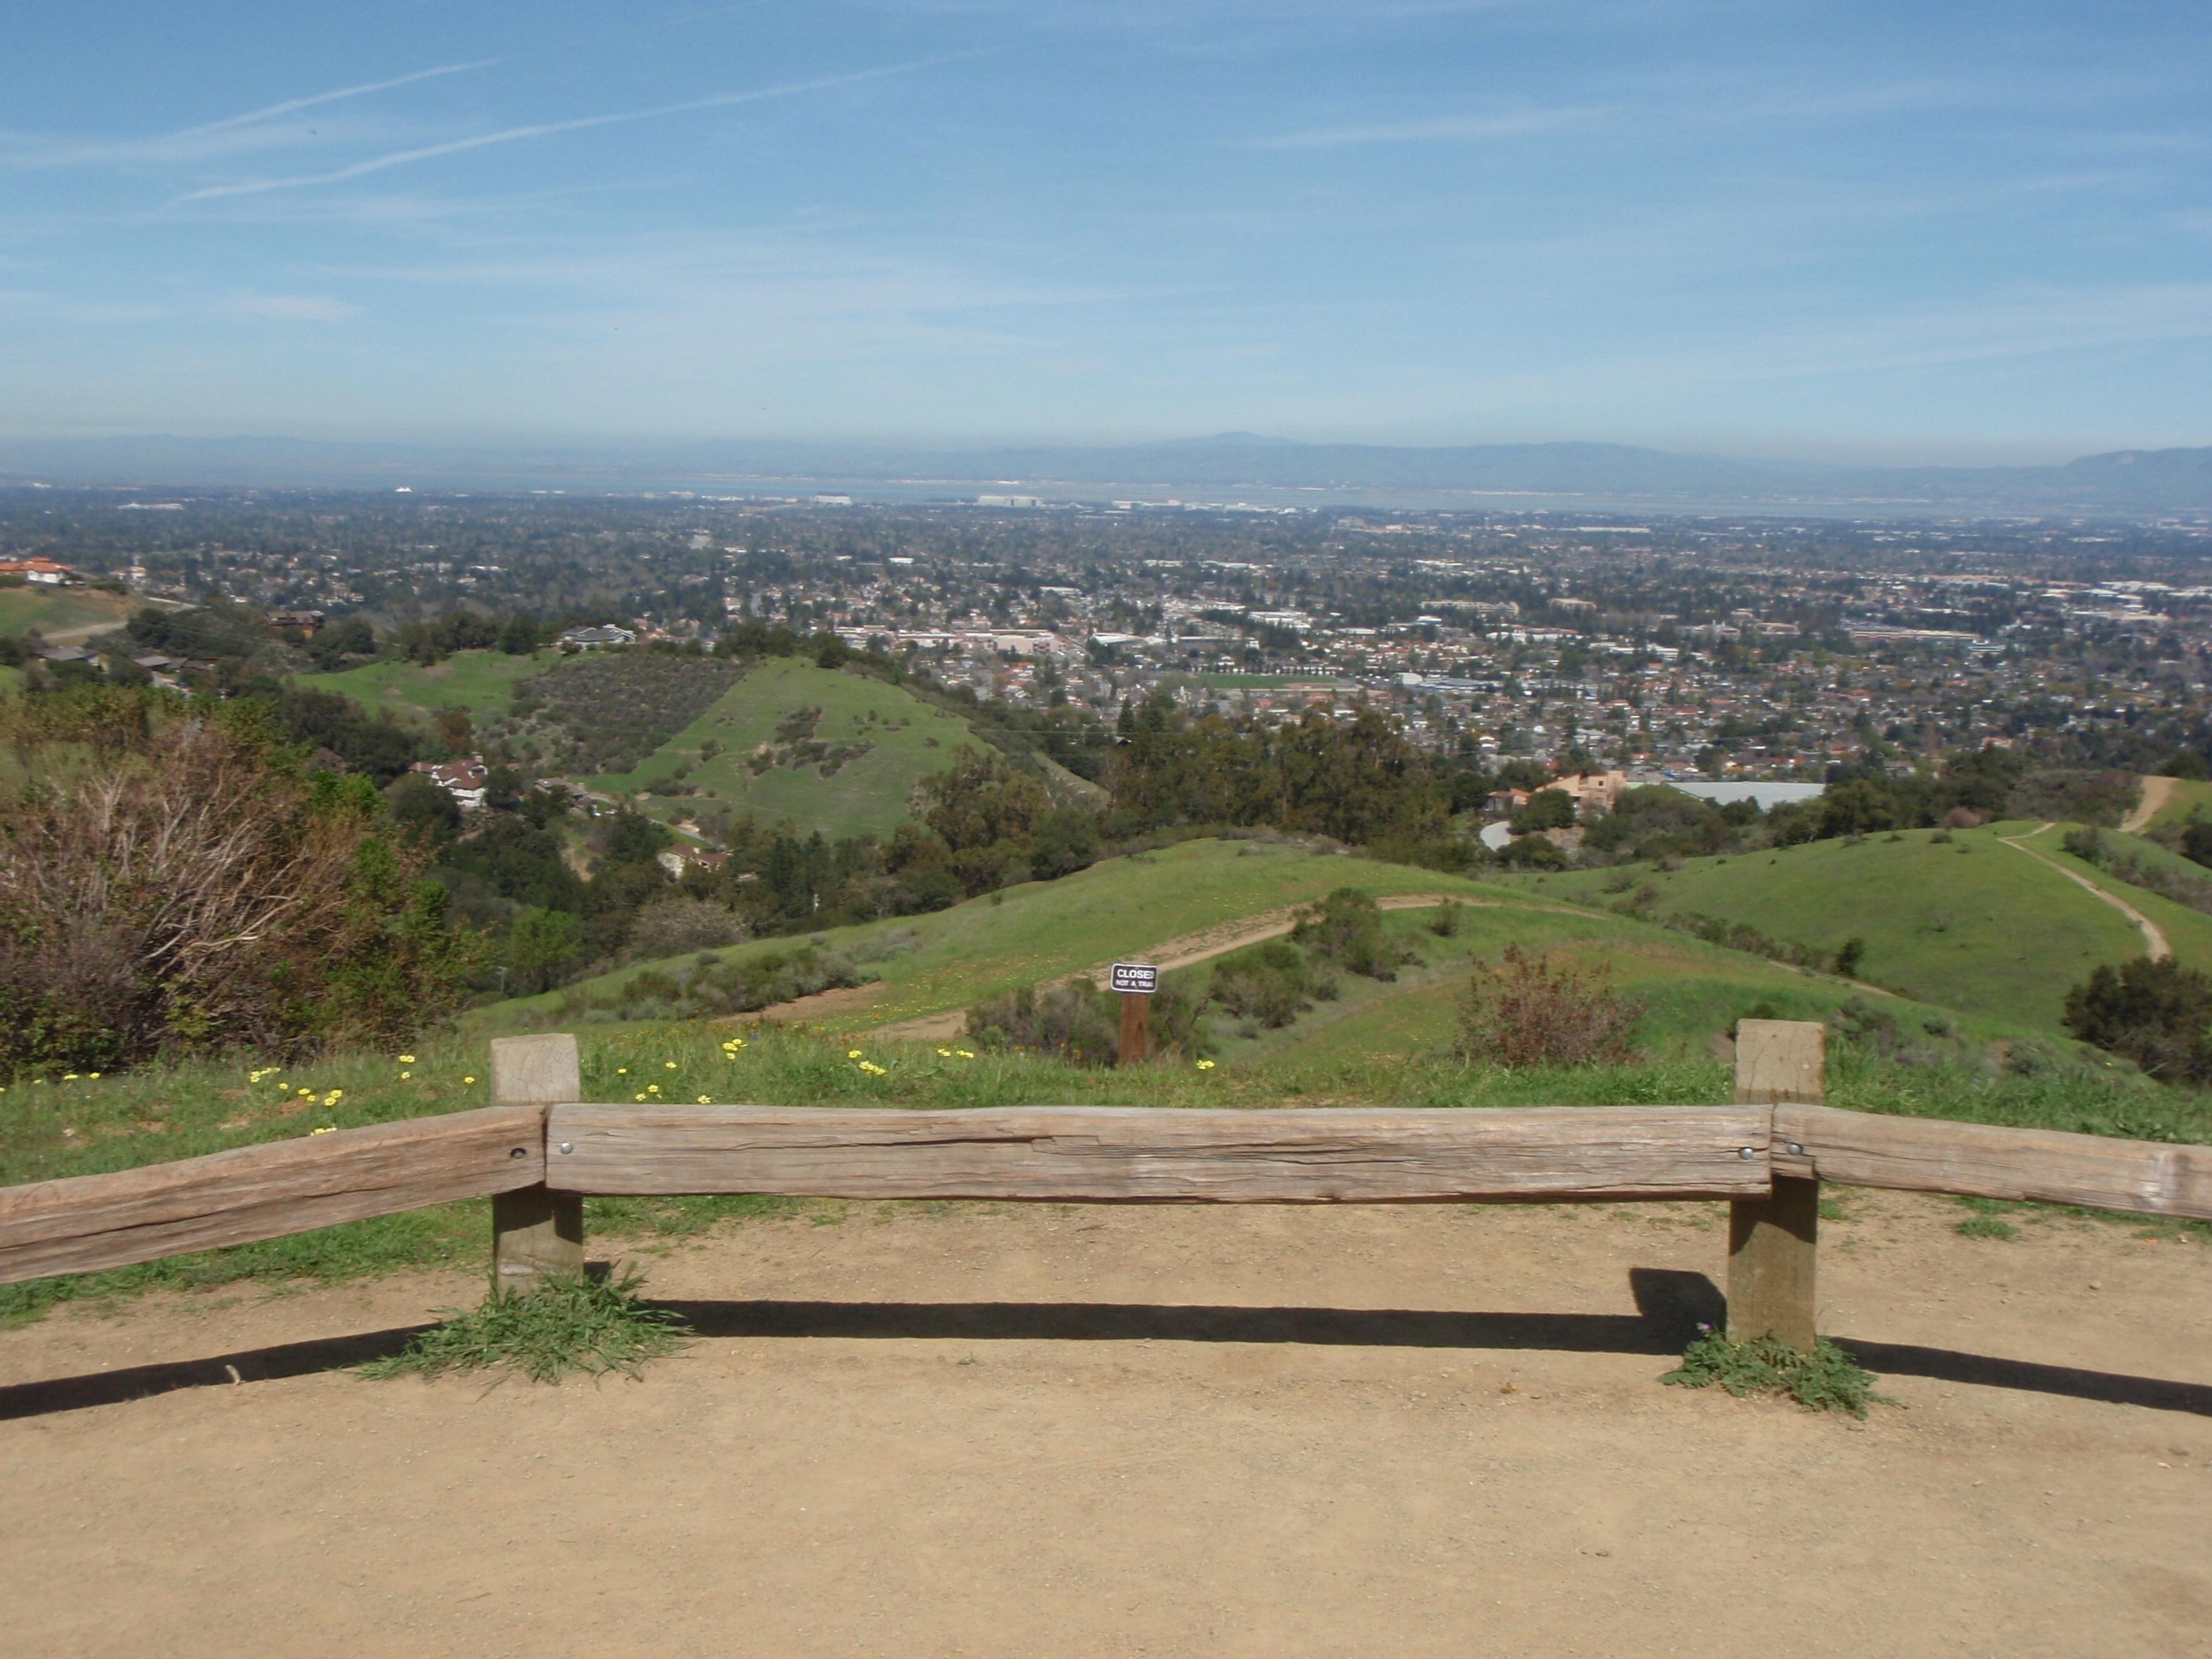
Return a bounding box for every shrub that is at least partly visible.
[1292,887,1409,980]
[0,692,482,1075]
[625,895,750,961]
[1453,943,1643,1068]
[967,979,1208,1065]
[2062,955,2212,1083]
[1207,939,1333,1029]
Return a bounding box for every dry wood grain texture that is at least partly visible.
[0,1107,546,1286]
[1774,1103,2212,1220]
[1727,1020,1823,1350]
[489,1033,585,1293]
[543,1104,1774,1203]
[1119,993,1149,1067]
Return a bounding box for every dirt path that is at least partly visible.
[2,1194,2206,1658]
[2001,823,2171,961]
[2123,775,2175,835]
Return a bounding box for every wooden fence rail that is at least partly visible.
[1,1022,2207,1359]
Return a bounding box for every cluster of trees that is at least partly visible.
[1101,695,1475,863]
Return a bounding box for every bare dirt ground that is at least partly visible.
[3,1193,2208,1659]
[2122,775,2174,836]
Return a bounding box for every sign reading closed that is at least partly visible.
[1108,962,1160,995]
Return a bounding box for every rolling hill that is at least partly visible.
[584,657,983,839]
[475,838,2060,1074]
[1494,821,2212,1031]
[306,649,985,840]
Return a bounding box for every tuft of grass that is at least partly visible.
[361,1267,690,1384]
[1953,1214,2020,1240]
[1663,1330,1892,1418]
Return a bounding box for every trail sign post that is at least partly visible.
[1110,962,1158,1066]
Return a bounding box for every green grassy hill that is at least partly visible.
[0,586,133,638]
[590,657,981,839]
[304,649,559,727]
[1495,821,2212,1032]
[0,663,24,699]
[476,837,2061,1065]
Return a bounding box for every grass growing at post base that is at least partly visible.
[360,1267,690,1384]
[1664,1331,1892,1418]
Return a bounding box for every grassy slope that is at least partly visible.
[0,663,23,698]
[304,649,560,727]
[1495,822,2212,1033]
[589,657,980,839]
[0,586,133,637]
[2146,776,2212,832]
[476,838,1490,1034]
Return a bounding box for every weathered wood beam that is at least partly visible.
[488,1034,585,1294]
[0,1106,547,1287]
[1727,1020,1824,1351]
[543,1103,1774,1203]
[1774,1103,2212,1221]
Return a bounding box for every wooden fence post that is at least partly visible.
[1728,1020,1823,1351]
[488,1034,584,1297]
[1119,994,1150,1067]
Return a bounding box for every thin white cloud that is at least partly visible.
[7,62,496,171]
[168,62,499,142]
[176,57,972,203]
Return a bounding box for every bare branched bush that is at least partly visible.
[624,895,751,961]
[1453,944,1645,1068]
[0,695,481,1074]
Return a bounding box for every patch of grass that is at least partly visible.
[302,648,559,730]
[0,585,134,638]
[1664,1331,1892,1418]
[1953,1213,2020,1240]
[361,1267,690,1383]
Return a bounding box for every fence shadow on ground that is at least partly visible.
[6,1266,2207,1420]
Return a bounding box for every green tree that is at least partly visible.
[917,748,1051,853]
[505,907,584,994]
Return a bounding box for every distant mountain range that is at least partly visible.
[2,431,2208,517]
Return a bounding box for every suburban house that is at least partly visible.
[0,558,81,586]
[410,756,490,809]
[559,624,637,649]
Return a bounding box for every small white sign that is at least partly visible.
[1109,962,1160,995]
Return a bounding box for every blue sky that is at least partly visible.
[1,2,2207,461]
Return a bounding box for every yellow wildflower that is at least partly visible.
[616,1067,628,1074]
[664,1060,677,1069]
[696,1095,712,1104]
[634,1093,647,1102]
[937,1048,952,1058]
[311,1126,336,1135]
[463,1075,476,1085]
[1195,1059,1217,1070]
[847,1049,863,1059]
[397,1054,416,1065]
[400,1071,412,1080]
[63,1073,79,1081]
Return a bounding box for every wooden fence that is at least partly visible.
[2,1021,2207,1351]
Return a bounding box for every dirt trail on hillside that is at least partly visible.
[868,894,1586,1043]
[2001,823,2171,961]
[2123,775,2175,835]
[3,1193,2207,1659]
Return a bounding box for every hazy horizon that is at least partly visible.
[4,3,2208,461]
